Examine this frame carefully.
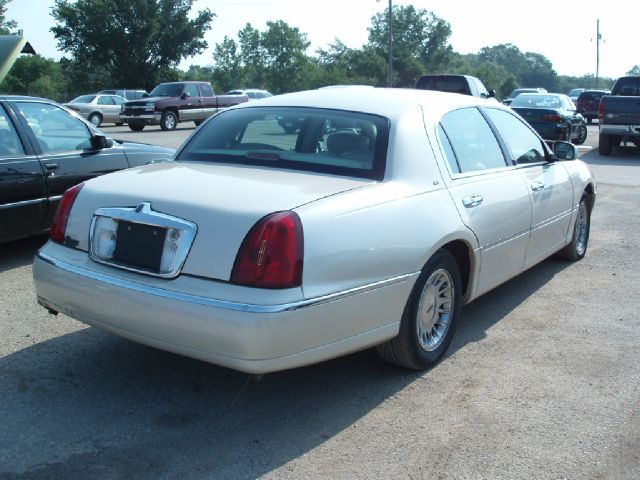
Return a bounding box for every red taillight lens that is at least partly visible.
[598,100,605,118]
[231,211,303,289]
[50,183,84,244]
[541,114,562,122]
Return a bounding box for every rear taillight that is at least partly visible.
[599,99,605,119]
[50,183,84,244]
[231,211,303,289]
[541,114,562,122]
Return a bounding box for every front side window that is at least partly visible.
[439,107,506,173]
[484,108,546,164]
[16,102,92,153]
[178,107,389,180]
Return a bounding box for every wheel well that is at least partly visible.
[163,108,178,118]
[441,240,472,297]
[90,111,102,118]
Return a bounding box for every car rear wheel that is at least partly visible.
[557,194,590,261]
[598,133,611,155]
[572,125,587,145]
[376,249,461,370]
[88,113,102,127]
[128,123,145,132]
[161,111,178,131]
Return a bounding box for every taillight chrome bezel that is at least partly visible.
[89,202,197,278]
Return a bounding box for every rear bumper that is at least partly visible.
[599,123,640,138]
[529,122,570,140]
[33,243,413,373]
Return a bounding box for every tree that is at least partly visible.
[627,65,640,76]
[260,20,310,93]
[0,55,67,100]
[51,0,214,90]
[367,5,453,87]
[0,0,19,35]
[211,36,243,91]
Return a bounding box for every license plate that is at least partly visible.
[113,221,167,272]
[627,125,640,132]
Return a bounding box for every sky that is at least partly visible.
[7,0,638,81]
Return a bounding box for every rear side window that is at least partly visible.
[439,107,506,173]
[199,83,214,97]
[178,107,389,180]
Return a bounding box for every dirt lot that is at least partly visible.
[1,125,639,479]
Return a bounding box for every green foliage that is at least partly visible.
[211,21,310,94]
[0,55,67,101]
[368,5,453,86]
[0,0,20,35]
[51,0,214,90]
[627,65,640,75]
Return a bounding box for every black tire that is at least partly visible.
[557,194,590,261]
[128,123,145,132]
[572,124,587,145]
[598,133,611,155]
[115,122,123,126]
[160,110,178,131]
[376,249,462,370]
[88,112,102,127]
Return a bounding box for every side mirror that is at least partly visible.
[142,93,149,98]
[553,141,577,160]
[576,108,585,114]
[90,134,114,150]
[181,92,190,100]
[488,89,496,98]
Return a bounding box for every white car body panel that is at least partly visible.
[33,87,596,373]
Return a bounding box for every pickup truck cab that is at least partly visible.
[415,74,496,100]
[119,81,249,131]
[0,95,174,243]
[598,76,640,155]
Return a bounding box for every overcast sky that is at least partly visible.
[7,0,637,81]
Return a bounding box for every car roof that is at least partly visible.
[0,94,53,102]
[232,86,500,124]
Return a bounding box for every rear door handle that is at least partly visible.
[531,181,544,191]
[462,194,483,208]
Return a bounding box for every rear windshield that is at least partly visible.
[416,76,470,95]
[178,107,389,180]
[70,95,96,104]
[511,94,561,108]
[612,77,640,96]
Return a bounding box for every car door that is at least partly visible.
[96,95,120,123]
[483,107,574,269]
[10,100,129,226]
[178,83,201,121]
[437,107,532,297]
[0,103,48,242]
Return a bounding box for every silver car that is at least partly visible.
[63,94,127,127]
[34,88,595,374]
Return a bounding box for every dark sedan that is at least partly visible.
[0,95,175,243]
[510,93,587,145]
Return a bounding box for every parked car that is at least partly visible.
[575,89,609,123]
[119,81,249,131]
[33,88,595,374]
[226,88,273,100]
[568,88,586,103]
[598,76,640,155]
[97,89,148,100]
[510,93,588,144]
[0,95,175,244]
[502,88,548,106]
[63,94,127,127]
[415,74,496,99]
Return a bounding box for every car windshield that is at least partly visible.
[511,94,561,108]
[70,95,96,104]
[149,84,184,97]
[178,107,389,180]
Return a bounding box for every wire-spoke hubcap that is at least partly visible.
[416,268,454,352]
[575,199,589,256]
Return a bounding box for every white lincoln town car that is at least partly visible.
[33,87,595,374]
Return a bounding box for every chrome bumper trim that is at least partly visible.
[37,251,417,314]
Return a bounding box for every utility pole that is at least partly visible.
[595,19,601,89]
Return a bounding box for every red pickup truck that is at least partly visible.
[119,81,248,131]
